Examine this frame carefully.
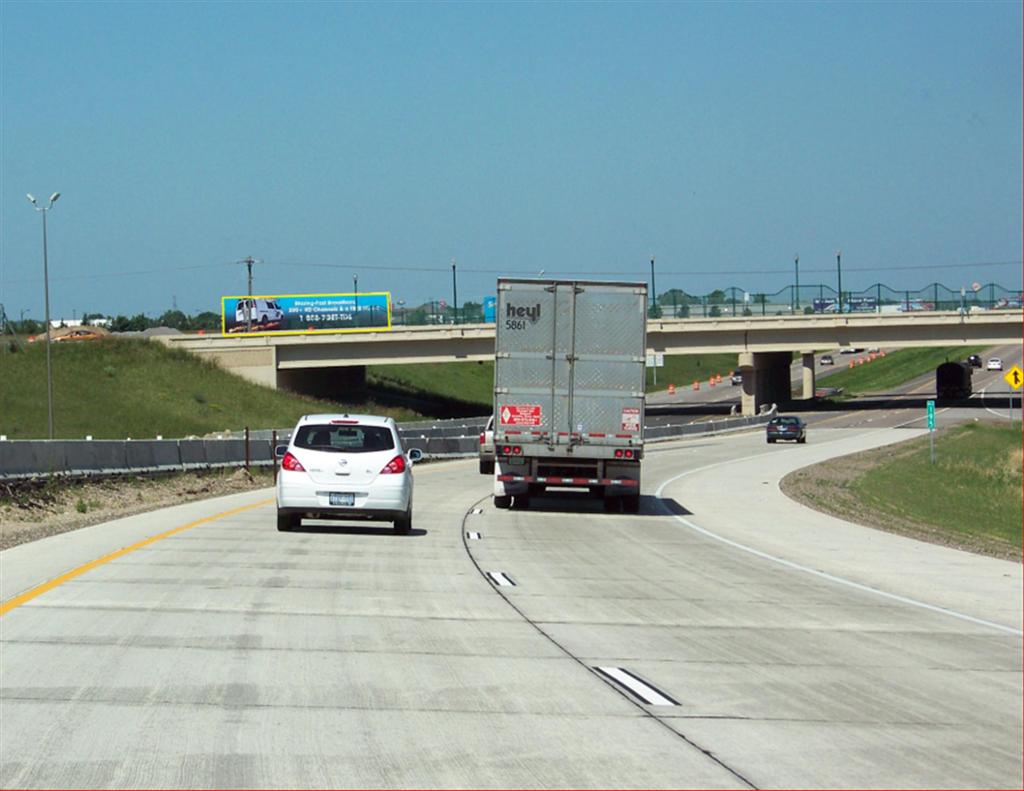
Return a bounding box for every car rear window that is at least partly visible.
[294,424,395,453]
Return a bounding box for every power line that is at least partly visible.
[2,258,1020,285]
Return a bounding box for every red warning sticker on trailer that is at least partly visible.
[500,404,542,426]
[620,407,641,432]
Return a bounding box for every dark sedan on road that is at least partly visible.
[766,415,807,444]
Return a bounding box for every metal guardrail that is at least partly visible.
[0,412,774,479]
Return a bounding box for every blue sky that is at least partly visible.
[2,1,1021,319]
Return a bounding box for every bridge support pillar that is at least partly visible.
[737,351,794,416]
[801,351,816,399]
[276,365,367,399]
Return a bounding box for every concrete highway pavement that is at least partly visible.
[1,429,1020,788]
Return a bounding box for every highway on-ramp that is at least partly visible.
[1,428,1020,788]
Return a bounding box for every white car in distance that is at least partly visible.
[276,414,422,534]
[987,358,1004,371]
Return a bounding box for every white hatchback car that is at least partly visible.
[987,358,1003,371]
[276,414,422,534]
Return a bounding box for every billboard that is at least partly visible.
[221,293,391,336]
[812,296,877,314]
[483,295,497,323]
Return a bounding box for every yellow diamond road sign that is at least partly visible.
[1004,365,1023,390]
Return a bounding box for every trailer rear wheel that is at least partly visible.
[513,494,531,510]
[603,495,620,513]
[494,495,512,509]
[622,494,640,514]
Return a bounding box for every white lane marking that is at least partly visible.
[486,571,516,586]
[472,508,483,515]
[594,666,680,706]
[466,531,481,540]
[979,382,1020,421]
[653,442,1023,638]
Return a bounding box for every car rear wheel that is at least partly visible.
[798,437,806,444]
[393,509,412,535]
[767,438,776,444]
[494,495,512,509]
[479,460,494,475]
[277,511,296,532]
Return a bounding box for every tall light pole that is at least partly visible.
[794,254,800,313]
[650,256,657,316]
[835,249,843,314]
[27,192,60,439]
[353,274,359,322]
[451,259,458,325]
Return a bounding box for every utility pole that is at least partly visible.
[240,256,256,332]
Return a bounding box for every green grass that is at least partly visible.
[850,423,1022,550]
[0,339,417,440]
[820,346,988,397]
[368,353,741,405]
[368,361,495,408]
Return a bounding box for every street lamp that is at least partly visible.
[650,256,657,316]
[835,249,843,314]
[794,254,800,313]
[451,259,458,325]
[396,299,406,325]
[26,192,60,439]
[353,274,359,321]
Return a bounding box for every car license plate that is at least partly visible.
[330,492,354,506]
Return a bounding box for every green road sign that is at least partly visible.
[926,399,935,430]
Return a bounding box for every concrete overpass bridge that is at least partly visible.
[157,311,1021,415]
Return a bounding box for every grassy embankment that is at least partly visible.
[0,339,419,440]
[817,346,988,398]
[784,422,1022,559]
[368,353,742,409]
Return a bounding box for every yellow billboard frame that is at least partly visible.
[220,292,392,337]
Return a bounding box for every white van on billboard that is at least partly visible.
[235,297,284,326]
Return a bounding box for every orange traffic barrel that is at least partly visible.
[668,384,676,395]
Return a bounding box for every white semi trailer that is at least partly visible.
[492,278,647,513]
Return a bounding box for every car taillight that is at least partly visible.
[281,452,305,472]
[381,454,407,474]
[479,432,485,445]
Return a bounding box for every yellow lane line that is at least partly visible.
[0,498,274,617]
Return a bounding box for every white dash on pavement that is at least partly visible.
[466,531,481,540]
[471,508,483,515]
[594,667,680,706]
[486,571,516,586]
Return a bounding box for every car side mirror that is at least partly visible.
[407,448,423,463]
[274,445,288,458]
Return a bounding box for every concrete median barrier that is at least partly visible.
[64,441,128,475]
[1,411,774,479]
[0,441,65,477]
[203,439,247,467]
[179,440,207,469]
